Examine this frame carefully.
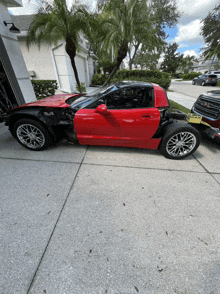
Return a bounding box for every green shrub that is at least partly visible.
[172,73,183,79]
[91,70,171,90]
[217,81,220,87]
[91,74,109,85]
[112,70,171,90]
[31,80,58,100]
[180,72,202,80]
[76,82,86,93]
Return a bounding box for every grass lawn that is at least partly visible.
[168,99,191,114]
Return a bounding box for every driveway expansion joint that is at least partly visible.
[26,146,89,294]
[0,156,82,165]
[81,162,209,174]
[193,155,220,185]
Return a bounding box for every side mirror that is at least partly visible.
[95,104,108,114]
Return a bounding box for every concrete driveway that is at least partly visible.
[1,118,220,293]
[170,79,220,98]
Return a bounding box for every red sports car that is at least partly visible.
[1,81,215,159]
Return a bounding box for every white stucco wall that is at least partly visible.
[12,26,96,93]
[18,37,57,80]
[0,1,36,104]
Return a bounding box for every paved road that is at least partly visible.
[169,80,219,99]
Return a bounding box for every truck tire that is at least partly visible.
[159,123,201,159]
[13,118,53,151]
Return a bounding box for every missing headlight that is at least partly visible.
[43,111,54,116]
[65,108,75,120]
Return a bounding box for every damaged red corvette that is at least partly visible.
[0,81,218,159]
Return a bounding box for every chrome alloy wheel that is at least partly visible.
[166,132,196,158]
[16,124,45,149]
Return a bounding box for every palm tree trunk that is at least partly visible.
[65,37,82,93]
[103,42,128,86]
[129,43,139,70]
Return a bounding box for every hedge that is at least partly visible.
[91,70,171,90]
[31,80,58,100]
[180,72,202,80]
[91,74,109,86]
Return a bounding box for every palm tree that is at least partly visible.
[26,0,90,93]
[97,0,162,86]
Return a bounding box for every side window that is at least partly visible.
[120,87,153,109]
[88,90,122,109]
[87,87,153,109]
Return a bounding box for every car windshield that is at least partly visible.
[69,84,118,109]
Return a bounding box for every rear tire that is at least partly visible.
[13,118,53,151]
[159,123,201,159]
[201,81,205,86]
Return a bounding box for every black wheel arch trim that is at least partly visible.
[8,110,57,141]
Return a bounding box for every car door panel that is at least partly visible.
[74,107,161,149]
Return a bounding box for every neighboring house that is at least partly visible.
[190,56,220,73]
[0,0,36,108]
[11,14,97,93]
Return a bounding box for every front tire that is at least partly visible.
[13,118,53,151]
[159,123,200,159]
[192,80,195,85]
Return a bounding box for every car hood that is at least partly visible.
[16,94,81,109]
[203,90,220,99]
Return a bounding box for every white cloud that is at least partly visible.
[177,0,219,25]
[179,44,189,48]
[172,0,219,47]
[182,50,198,58]
[174,19,203,44]
[9,0,97,15]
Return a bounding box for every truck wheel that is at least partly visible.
[13,118,53,151]
[159,123,200,159]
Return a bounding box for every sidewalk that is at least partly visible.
[167,91,196,109]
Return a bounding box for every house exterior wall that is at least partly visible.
[17,33,97,93]
[18,37,57,80]
[0,0,36,104]
[190,56,220,74]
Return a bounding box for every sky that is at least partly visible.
[9,0,220,60]
[164,0,219,59]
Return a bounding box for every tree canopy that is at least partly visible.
[200,4,220,61]
[93,0,180,85]
[133,50,161,70]
[160,42,182,74]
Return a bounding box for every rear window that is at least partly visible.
[208,75,217,78]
